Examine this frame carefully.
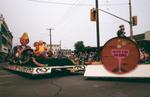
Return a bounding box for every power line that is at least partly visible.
[28,0,92,6]
[28,0,128,6]
[101,3,128,6]
[53,0,81,28]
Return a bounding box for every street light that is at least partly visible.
[97,0,134,40]
[95,0,100,50]
[95,0,100,60]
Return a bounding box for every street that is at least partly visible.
[0,64,150,97]
[0,0,150,97]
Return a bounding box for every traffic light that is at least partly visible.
[132,16,137,26]
[90,8,97,21]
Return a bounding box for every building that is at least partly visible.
[60,49,72,56]
[46,44,61,56]
[0,14,13,62]
[133,31,150,53]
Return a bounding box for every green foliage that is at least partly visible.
[74,41,85,53]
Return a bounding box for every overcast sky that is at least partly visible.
[0,0,150,49]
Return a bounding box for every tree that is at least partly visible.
[74,41,85,53]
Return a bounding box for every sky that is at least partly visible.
[0,0,150,50]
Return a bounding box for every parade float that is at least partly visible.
[4,33,82,75]
[84,37,150,78]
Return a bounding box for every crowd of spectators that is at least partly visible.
[67,48,150,65]
[139,48,150,64]
[67,51,99,65]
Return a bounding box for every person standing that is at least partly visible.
[117,25,126,37]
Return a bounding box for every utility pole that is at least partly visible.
[129,0,133,40]
[95,0,100,59]
[47,28,54,51]
[60,40,61,50]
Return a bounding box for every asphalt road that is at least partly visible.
[0,64,150,97]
